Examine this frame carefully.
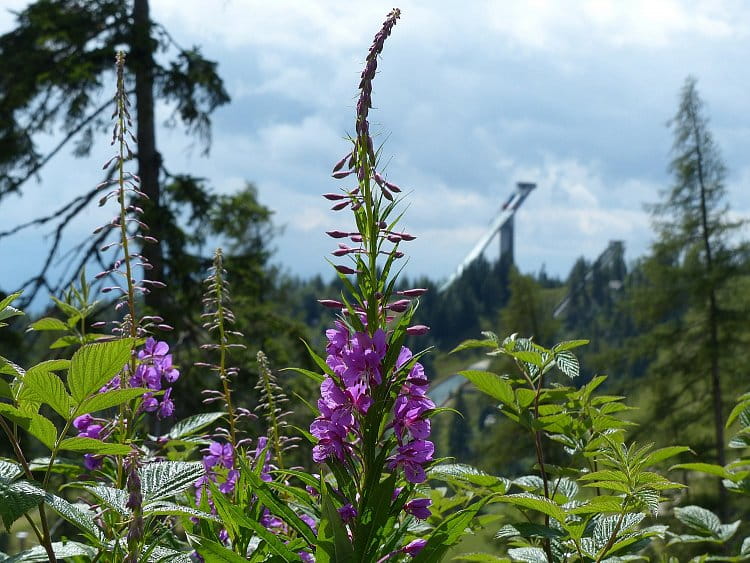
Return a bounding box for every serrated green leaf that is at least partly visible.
[674,505,721,534]
[0,480,45,530]
[83,485,129,516]
[671,463,733,480]
[28,317,68,332]
[166,412,225,439]
[22,370,71,418]
[49,335,81,350]
[458,370,515,408]
[68,339,133,402]
[450,338,498,354]
[506,547,548,562]
[44,493,103,541]
[0,378,11,400]
[552,339,589,353]
[568,495,625,515]
[5,541,97,562]
[0,404,57,449]
[58,437,132,455]
[452,554,510,562]
[554,350,579,379]
[76,387,149,416]
[143,501,221,522]
[0,459,22,481]
[429,463,510,492]
[140,461,204,503]
[513,350,545,367]
[641,446,692,466]
[498,493,566,523]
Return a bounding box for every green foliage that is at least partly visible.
[453,333,685,561]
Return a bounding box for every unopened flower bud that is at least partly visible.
[398,288,428,297]
[323,193,346,201]
[335,265,357,275]
[406,325,430,336]
[332,170,354,179]
[326,230,350,238]
[388,299,410,313]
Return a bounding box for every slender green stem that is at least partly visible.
[0,417,57,562]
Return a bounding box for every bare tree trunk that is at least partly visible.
[132,0,164,312]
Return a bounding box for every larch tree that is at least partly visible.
[632,76,747,509]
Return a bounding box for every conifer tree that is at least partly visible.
[631,76,747,509]
[0,0,229,310]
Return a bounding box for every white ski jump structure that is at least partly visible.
[439,182,536,293]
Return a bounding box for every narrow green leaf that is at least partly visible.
[245,470,317,547]
[412,496,493,563]
[210,482,303,561]
[316,484,355,563]
[283,366,325,384]
[67,339,133,402]
[0,291,22,311]
[76,388,149,416]
[49,335,81,350]
[58,437,132,455]
[194,536,250,562]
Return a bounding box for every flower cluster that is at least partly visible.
[388,347,435,483]
[72,338,178,470]
[310,323,435,485]
[129,337,180,417]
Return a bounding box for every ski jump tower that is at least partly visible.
[439,182,536,293]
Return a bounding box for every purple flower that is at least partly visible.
[74,414,95,432]
[402,539,427,557]
[204,441,234,470]
[298,551,315,563]
[404,498,431,520]
[83,454,102,471]
[338,503,357,523]
[141,393,159,412]
[300,513,318,534]
[387,440,434,484]
[219,469,239,494]
[157,387,175,418]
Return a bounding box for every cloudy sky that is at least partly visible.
[2,0,749,298]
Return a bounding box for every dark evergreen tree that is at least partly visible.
[0,0,229,312]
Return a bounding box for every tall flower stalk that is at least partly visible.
[309,9,437,559]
